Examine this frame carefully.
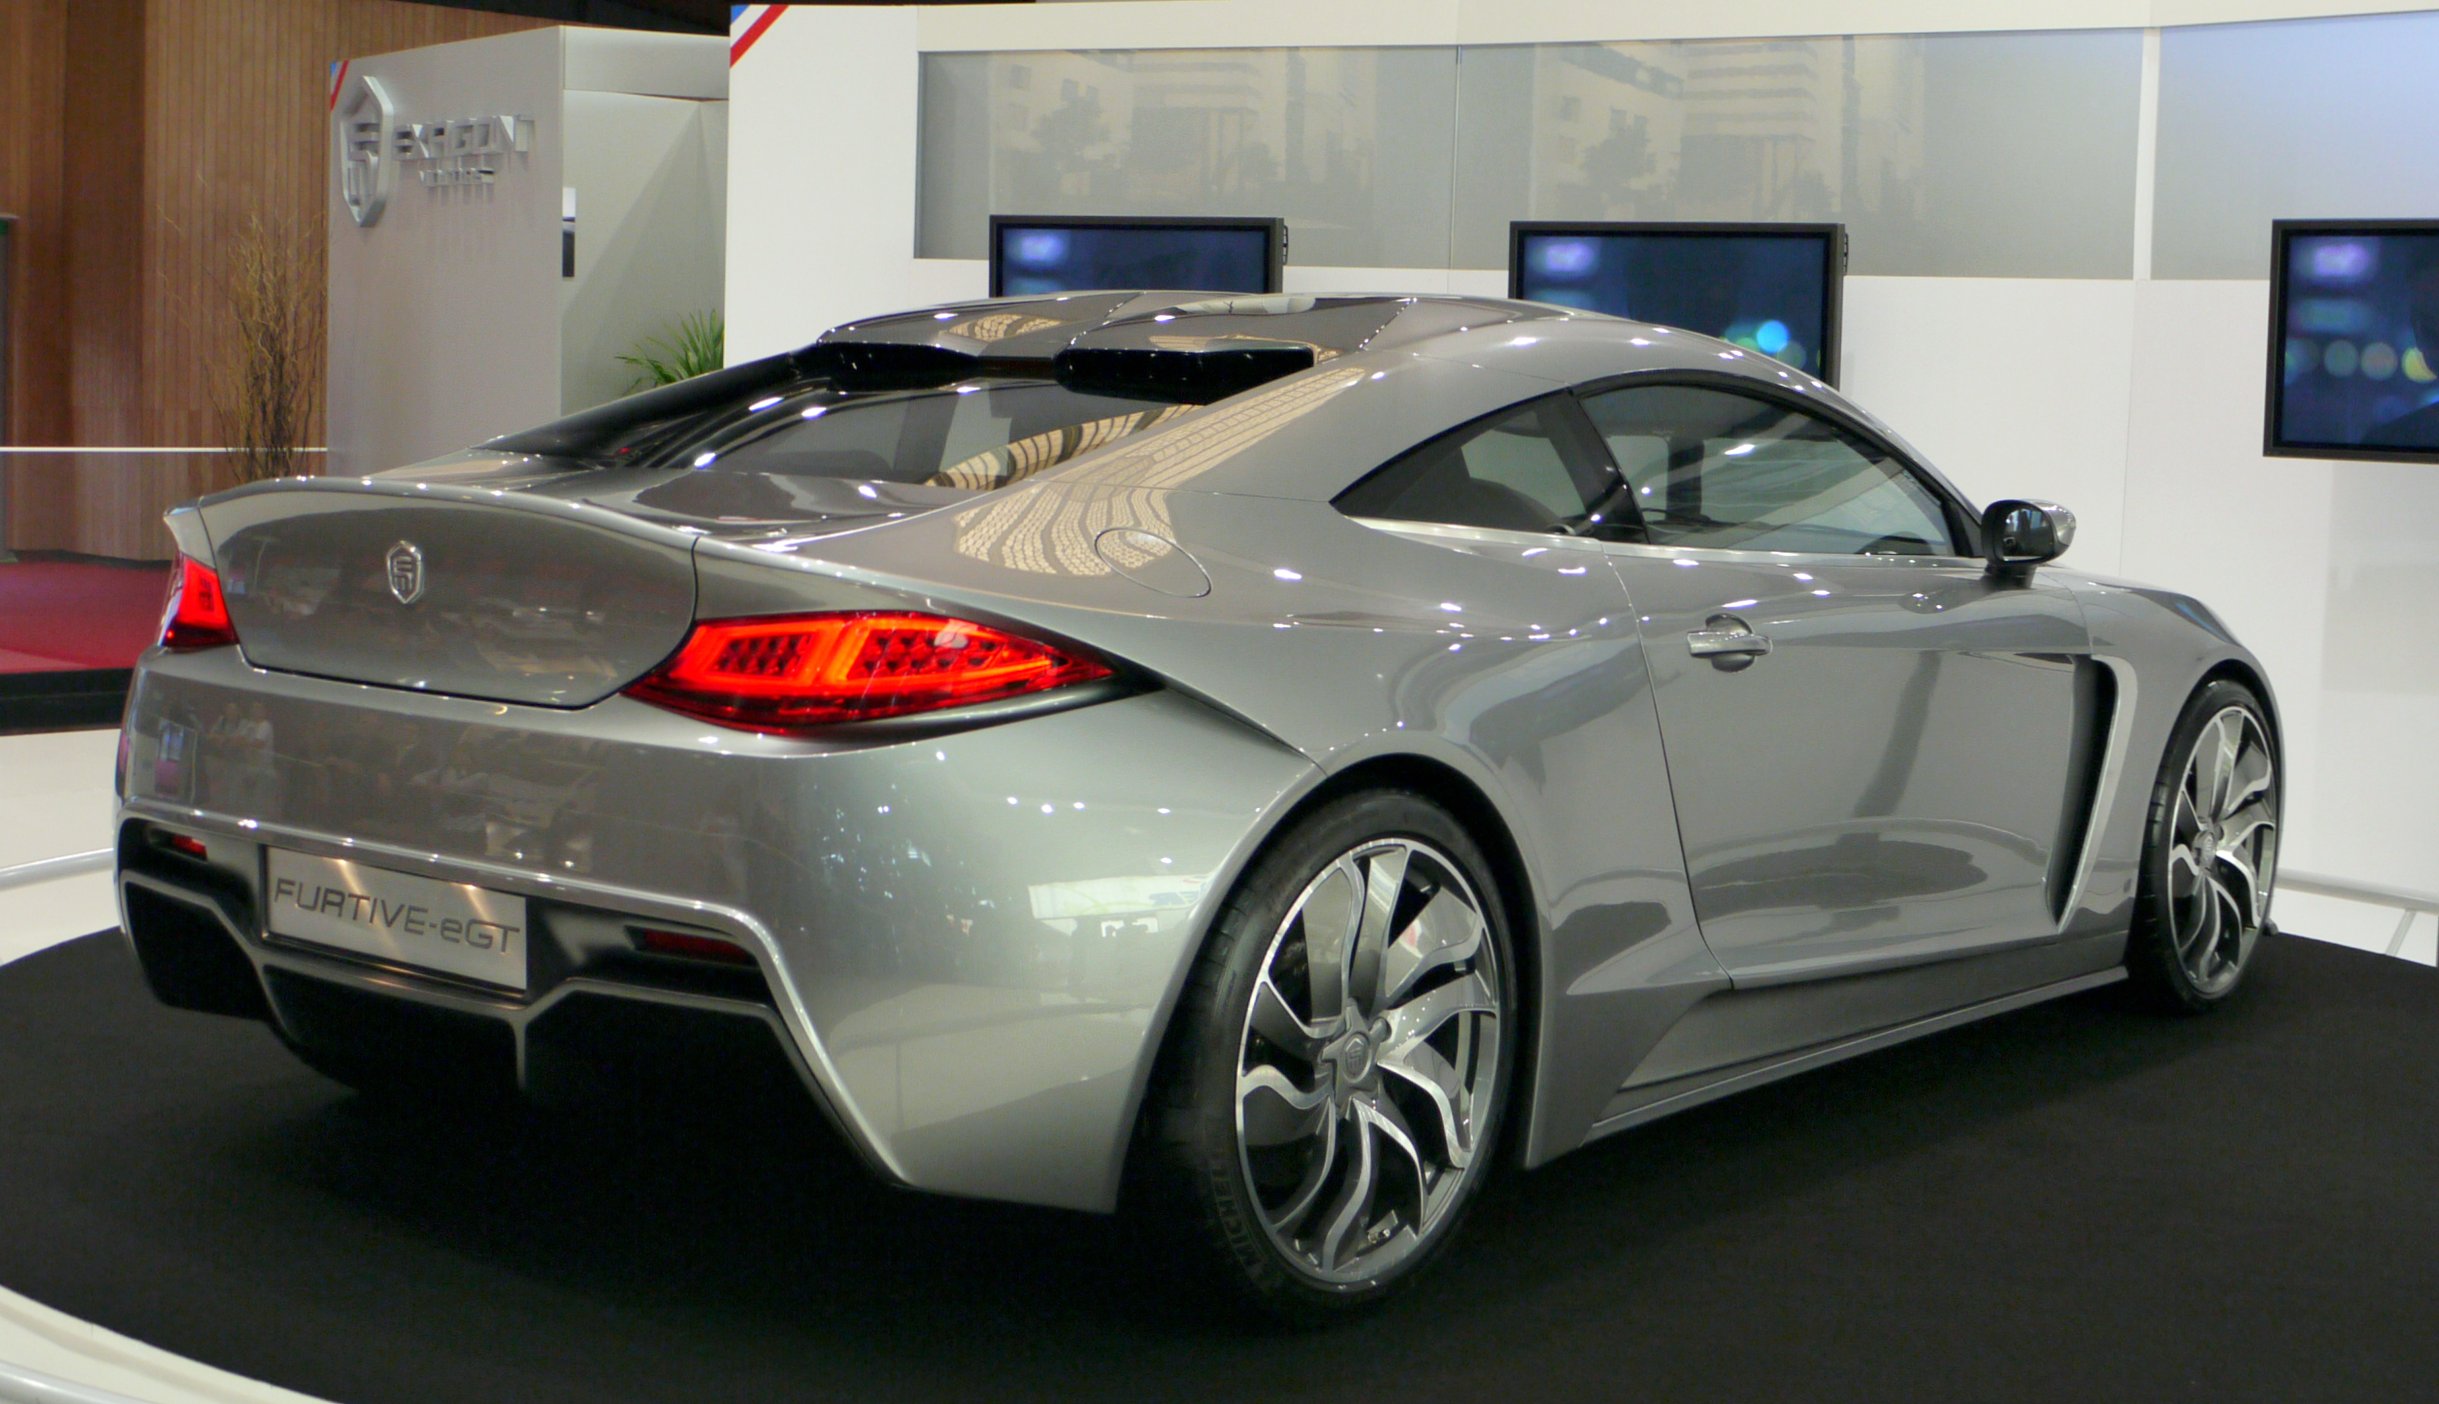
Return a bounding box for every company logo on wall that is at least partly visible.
[331,69,535,229]
[335,73,397,227]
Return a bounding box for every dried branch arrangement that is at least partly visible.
[215,214,325,485]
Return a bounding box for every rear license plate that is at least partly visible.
[265,849,529,992]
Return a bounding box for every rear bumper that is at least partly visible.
[116,647,1317,1212]
[116,824,849,1139]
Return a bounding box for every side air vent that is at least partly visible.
[2047,657,2119,923]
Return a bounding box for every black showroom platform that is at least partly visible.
[1,931,2432,1404]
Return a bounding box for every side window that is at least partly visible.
[1578,383,1959,556]
[1335,397,1617,533]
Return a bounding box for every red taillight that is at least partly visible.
[162,833,208,861]
[160,556,237,651]
[623,611,1113,732]
[634,928,757,966]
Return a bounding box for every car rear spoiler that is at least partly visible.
[803,339,1320,402]
[480,314,1332,463]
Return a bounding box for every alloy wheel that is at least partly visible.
[2166,705,2279,997]
[1233,837,1502,1286]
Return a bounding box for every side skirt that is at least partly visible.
[1580,964,2126,1145]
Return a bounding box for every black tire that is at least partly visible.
[2126,679,2280,1012]
[1138,789,1519,1319]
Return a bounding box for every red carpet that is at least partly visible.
[0,555,171,673]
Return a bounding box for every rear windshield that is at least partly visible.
[608,377,1189,492]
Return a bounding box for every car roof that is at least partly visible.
[816,292,1584,364]
[806,292,1935,505]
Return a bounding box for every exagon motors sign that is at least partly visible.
[332,70,535,228]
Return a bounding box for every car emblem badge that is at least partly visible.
[386,541,426,604]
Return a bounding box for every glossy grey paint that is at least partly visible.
[205,483,700,707]
[1614,543,2091,982]
[119,293,2276,1212]
[120,647,1315,1212]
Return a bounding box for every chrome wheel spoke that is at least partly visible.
[1297,860,1361,1019]
[1357,1089,1425,1176]
[1347,845,1408,1017]
[2215,846,2266,929]
[1249,975,1327,1061]
[2167,840,2202,894]
[1379,886,1485,1012]
[1380,1035,1478,1169]
[1314,1110,1378,1273]
[1356,1092,1434,1233]
[1262,1111,1339,1234]
[2179,881,2223,967]
[2205,712,2243,814]
[2207,874,2246,949]
[1238,1064,1329,1148]
[2221,798,2277,852]
[1386,970,1496,1053]
[1232,834,1502,1286]
[2225,746,2274,813]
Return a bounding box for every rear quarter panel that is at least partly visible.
[767,487,1730,1167]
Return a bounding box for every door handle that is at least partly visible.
[1686,614,1772,660]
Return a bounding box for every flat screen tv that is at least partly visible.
[1509,221,1846,384]
[988,216,1286,298]
[2267,219,2439,461]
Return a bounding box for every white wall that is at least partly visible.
[726,6,918,363]
[330,29,726,475]
[725,1,2439,900]
[330,29,565,478]
[560,92,728,414]
[2121,280,2439,887]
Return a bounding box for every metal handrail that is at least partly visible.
[0,852,110,894]
[0,448,326,564]
[0,447,327,454]
[2280,870,2439,916]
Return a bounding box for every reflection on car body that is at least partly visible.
[116,292,2281,1313]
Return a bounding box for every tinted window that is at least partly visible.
[1336,398,1617,533]
[684,379,1186,490]
[1579,383,1957,555]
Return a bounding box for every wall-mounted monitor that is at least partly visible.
[2267,219,2439,461]
[988,215,1286,298]
[1509,221,1847,384]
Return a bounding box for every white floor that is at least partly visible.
[0,725,2428,1403]
[0,728,121,964]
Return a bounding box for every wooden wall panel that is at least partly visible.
[141,0,553,508]
[0,0,69,448]
[0,0,71,548]
[66,0,148,457]
[4,0,552,557]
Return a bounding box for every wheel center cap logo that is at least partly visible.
[386,541,426,604]
[1340,1033,1374,1083]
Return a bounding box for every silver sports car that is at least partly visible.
[117,293,2280,1313]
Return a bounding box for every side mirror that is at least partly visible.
[1981,499,2074,577]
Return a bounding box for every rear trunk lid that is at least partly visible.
[198,476,706,707]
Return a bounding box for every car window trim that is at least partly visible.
[1331,389,1636,538]
[1567,368,1983,560]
